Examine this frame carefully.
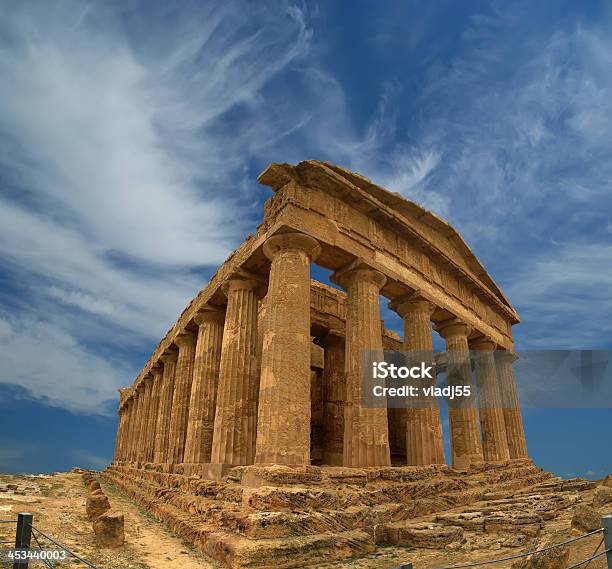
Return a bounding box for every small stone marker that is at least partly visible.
[93,510,125,547]
[86,489,111,520]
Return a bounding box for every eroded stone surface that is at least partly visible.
[593,486,612,507]
[101,459,579,568]
[511,538,569,569]
[571,504,601,533]
[86,489,111,520]
[93,510,125,548]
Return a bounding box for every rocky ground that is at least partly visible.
[0,470,610,569]
[317,476,612,569]
[0,472,219,568]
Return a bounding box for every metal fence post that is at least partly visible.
[13,512,32,569]
[603,515,612,569]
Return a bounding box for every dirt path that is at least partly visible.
[0,472,220,568]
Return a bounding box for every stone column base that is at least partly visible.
[201,463,234,480]
[179,463,205,477]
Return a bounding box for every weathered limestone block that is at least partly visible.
[255,233,321,466]
[86,489,111,520]
[168,332,198,465]
[212,272,263,468]
[436,319,484,469]
[437,511,485,531]
[154,349,178,464]
[485,511,542,536]
[496,350,529,459]
[602,475,612,488]
[562,478,596,492]
[511,538,569,569]
[241,465,323,488]
[382,521,464,547]
[87,480,102,492]
[593,486,612,507]
[183,306,225,465]
[571,504,601,532]
[390,296,445,466]
[311,340,324,371]
[332,261,390,468]
[93,510,125,547]
[472,340,510,462]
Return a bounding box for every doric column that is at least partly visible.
[118,388,131,463]
[321,332,345,466]
[137,374,153,463]
[211,272,263,469]
[183,306,225,465]
[332,260,391,468]
[114,405,125,463]
[436,319,483,469]
[390,296,445,466]
[122,397,133,462]
[496,350,528,459]
[128,392,139,462]
[255,232,321,466]
[145,365,163,463]
[130,387,143,463]
[154,349,178,464]
[168,332,197,465]
[471,339,510,462]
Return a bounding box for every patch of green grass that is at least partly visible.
[102,483,120,497]
[39,482,63,497]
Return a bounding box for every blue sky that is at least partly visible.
[0,0,610,476]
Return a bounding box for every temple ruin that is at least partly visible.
[106,160,541,567]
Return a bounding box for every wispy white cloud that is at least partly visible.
[0,0,316,412]
[383,8,612,348]
[508,243,612,348]
[1,0,611,420]
[0,315,132,414]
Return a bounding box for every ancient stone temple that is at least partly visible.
[107,161,541,568]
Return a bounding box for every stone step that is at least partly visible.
[226,474,554,540]
[104,462,571,568]
[436,508,543,534]
[105,473,375,569]
[242,485,360,512]
[229,529,375,569]
[377,520,464,548]
[516,477,596,494]
[107,466,244,503]
[222,506,371,539]
[222,501,425,539]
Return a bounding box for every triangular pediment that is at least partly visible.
[259,160,518,322]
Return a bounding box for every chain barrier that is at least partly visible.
[0,513,100,568]
[394,515,612,569]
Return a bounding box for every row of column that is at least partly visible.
[115,231,528,471]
